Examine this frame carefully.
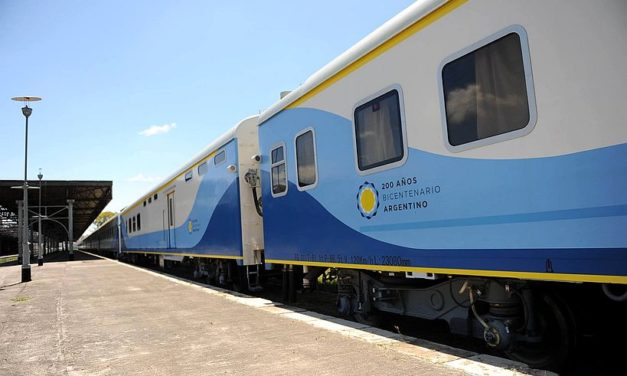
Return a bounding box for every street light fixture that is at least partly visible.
[37,168,44,266]
[11,96,42,283]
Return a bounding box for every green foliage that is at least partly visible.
[317,268,338,285]
[94,211,116,228]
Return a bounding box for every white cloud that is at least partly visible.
[127,173,161,183]
[138,122,176,136]
[445,84,524,125]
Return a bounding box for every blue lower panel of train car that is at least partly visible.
[122,140,243,258]
[123,180,242,257]
[260,108,627,279]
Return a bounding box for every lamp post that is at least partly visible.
[11,96,42,283]
[37,168,43,266]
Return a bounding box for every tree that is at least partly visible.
[94,211,116,228]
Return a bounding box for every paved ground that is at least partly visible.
[0,252,549,375]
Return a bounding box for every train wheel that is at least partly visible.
[352,293,382,326]
[354,311,382,326]
[231,264,248,292]
[192,260,203,281]
[506,291,576,370]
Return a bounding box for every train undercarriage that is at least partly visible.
[333,268,627,370]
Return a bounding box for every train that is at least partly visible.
[81,0,627,369]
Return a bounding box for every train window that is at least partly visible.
[137,214,141,231]
[214,150,226,165]
[154,193,158,201]
[185,171,193,182]
[440,26,536,151]
[270,144,287,197]
[148,197,152,204]
[295,129,317,189]
[198,161,208,175]
[354,88,405,173]
[143,200,146,207]
[127,219,131,233]
[271,146,283,163]
[132,216,136,233]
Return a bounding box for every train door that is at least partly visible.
[167,191,176,248]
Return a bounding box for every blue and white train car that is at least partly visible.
[257,0,627,366]
[88,116,265,285]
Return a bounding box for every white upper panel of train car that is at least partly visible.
[259,0,627,160]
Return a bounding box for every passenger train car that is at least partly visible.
[83,116,264,287]
[82,0,627,369]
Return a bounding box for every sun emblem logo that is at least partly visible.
[187,220,193,234]
[357,182,379,219]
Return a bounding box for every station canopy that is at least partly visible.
[0,180,112,242]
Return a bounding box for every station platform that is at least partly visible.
[0,252,551,375]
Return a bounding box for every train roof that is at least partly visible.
[258,0,448,125]
[119,115,258,215]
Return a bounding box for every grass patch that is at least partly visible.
[11,295,30,303]
[0,255,18,264]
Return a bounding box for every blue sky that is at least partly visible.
[1,0,415,217]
